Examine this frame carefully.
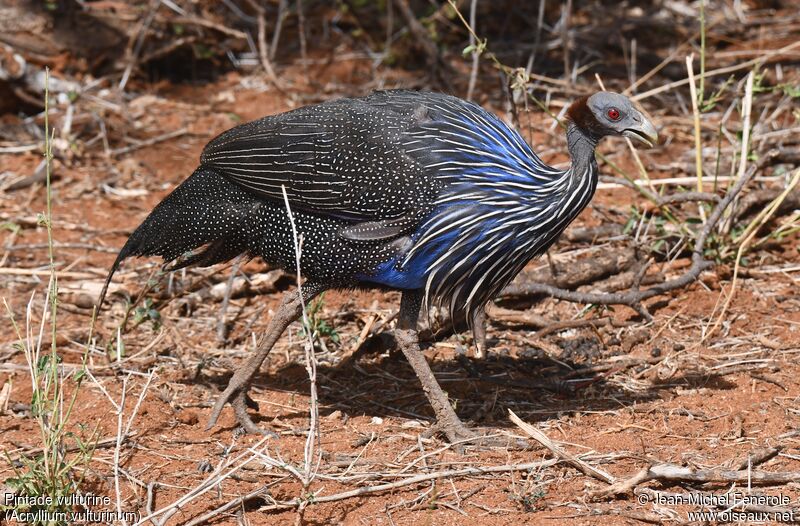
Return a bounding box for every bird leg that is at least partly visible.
[470,306,487,359]
[396,291,475,443]
[207,282,325,434]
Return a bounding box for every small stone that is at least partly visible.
[401,419,424,429]
[651,347,662,357]
[325,410,343,421]
[370,416,384,425]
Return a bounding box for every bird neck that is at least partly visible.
[565,121,599,184]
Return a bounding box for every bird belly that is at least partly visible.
[355,220,461,290]
[247,202,404,286]
[359,257,427,289]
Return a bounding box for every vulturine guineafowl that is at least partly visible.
[99,90,657,442]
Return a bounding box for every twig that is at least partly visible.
[593,463,800,499]
[7,433,137,462]
[123,370,154,438]
[3,160,46,192]
[183,476,292,526]
[110,127,189,157]
[216,257,242,345]
[3,242,119,254]
[244,0,280,86]
[281,185,321,492]
[257,458,559,511]
[597,175,755,190]
[119,0,160,91]
[508,410,615,485]
[169,15,248,39]
[133,434,273,525]
[394,0,441,69]
[465,0,479,101]
[656,191,720,205]
[734,71,756,191]
[734,446,783,471]
[270,0,288,62]
[500,159,762,318]
[0,144,40,153]
[524,0,546,76]
[624,39,692,95]
[113,374,129,522]
[297,0,307,62]
[686,54,706,223]
[632,41,800,101]
[560,0,572,85]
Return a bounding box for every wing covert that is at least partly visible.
[200,98,441,226]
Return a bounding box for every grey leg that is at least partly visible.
[471,306,487,359]
[395,290,475,443]
[207,282,325,434]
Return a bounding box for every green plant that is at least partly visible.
[1,221,21,234]
[116,268,165,343]
[131,297,162,331]
[2,69,97,525]
[2,350,97,524]
[301,293,340,345]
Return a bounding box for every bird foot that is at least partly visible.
[423,417,477,443]
[207,385,277,437]
[472,340,485,360]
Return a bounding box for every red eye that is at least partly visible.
[607,108,621,120]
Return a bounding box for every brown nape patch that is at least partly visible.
[566,95,603,137]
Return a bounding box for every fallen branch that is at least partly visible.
[109,127,189,157]
[183,476,292,526]
[500,159,763,319]
[593,462,800,499]
[7,432,136,462]
[256,458,558,512]
[394,0,444,70]
[506,249,637,294]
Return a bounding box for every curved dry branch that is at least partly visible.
[501,161,761,319]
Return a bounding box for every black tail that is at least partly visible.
[97,167,259,310]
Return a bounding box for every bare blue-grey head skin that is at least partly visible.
[98,89,658,441]
[567,91,658,146]
[561,92,658,206]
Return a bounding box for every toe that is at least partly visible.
[232,393,277,437]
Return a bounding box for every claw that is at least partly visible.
[232,392,276,437]
[206,385,275,436]
[204,285,323,436]
[422,418,476,443]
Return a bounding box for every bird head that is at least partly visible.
[566,92,658,147]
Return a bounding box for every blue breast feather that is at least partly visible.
[359,97,566,290]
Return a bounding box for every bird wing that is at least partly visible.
[200,97,442,238]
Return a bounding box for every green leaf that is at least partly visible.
[0,221,21,233]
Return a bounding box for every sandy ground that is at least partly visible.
[2,45,800,526]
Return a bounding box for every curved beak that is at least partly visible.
[622,114,658,147]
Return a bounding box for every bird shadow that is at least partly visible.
[199,336,740,431]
